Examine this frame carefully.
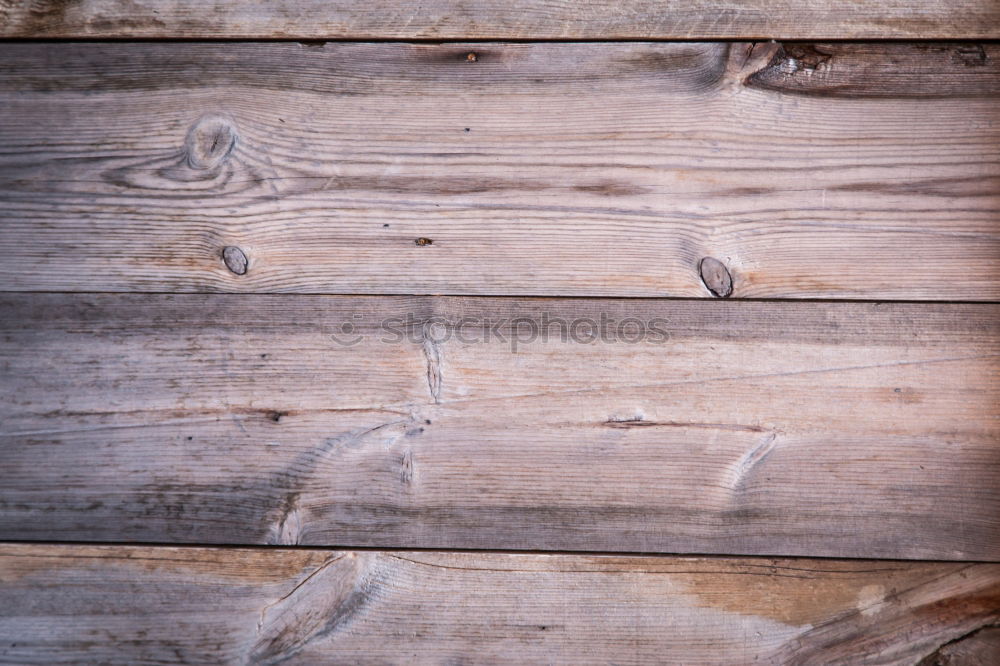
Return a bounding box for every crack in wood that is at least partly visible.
[421,329,443,404]
[252,553,379,665]
[255,553,347,636]
[260,419,412,544]
[605,417,767,433]
[916,623,1000,665]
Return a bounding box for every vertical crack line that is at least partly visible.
[421,331,443,404]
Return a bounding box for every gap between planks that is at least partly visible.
[3,540,1000,565]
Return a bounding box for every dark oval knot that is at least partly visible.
[222,246,248,275]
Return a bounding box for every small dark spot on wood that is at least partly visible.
[186,436,193,441]
[465,52,478,62]
[699,257,733,298]
[415,237,433,246]
[269,411,287,423]
[383,223,390,228]
[261,353,268,359]
[424,419,432,425]
[222,246,248,275]
[894,388,902,393]
[464,128,471,132]
[538,626,548,631]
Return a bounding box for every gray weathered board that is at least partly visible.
[1,42,998,298]
[2,10,999,662]
[0,545,998,665]
[2,294,997,560]
[2,0,999,39]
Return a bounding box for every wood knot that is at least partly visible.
[415,237,434,246]
[185,115,237,169]
[222,246,248,275]
[699,257,733,298]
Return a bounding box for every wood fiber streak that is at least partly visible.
[1,294,997,559]
[1,42,998,298]
[0,545,998,665]
[1,0,998,39]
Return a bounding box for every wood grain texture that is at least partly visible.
[918,627,1000,665]
[2,293,997,560]
[0,545,998,665]
[1,42,998,299]
[2,0,999,39]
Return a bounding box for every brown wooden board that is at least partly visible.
[1,42,998,299]
[0,545,998,664]
[2,293,997,560]
[2,0,999,39]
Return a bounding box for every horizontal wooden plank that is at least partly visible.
[2,0,999,39]
[1,545,998,664]
[1,42,998,299]
[1,294,997,559]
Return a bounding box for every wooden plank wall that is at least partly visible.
[0,1,998,663]
[2,0,999,39]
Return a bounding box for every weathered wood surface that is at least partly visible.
[2,0,999,39]
[919,627,1000,665]
[0,545,998,665]
[2,293,997,559]
[2,42,998,299]
[918,625,1000,666]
